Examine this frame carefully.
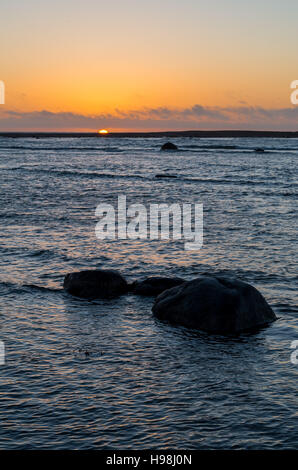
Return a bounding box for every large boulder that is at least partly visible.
[161,142,178,151]
[152,275,276,334]
[131,276,185,296]
[63,269,128,299]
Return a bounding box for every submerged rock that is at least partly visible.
[131,276,185,296]
[64,269,128,299]
[161,142,178,151]
[255,148,265,153]
[152,275,276,334]
[155,174,177,179]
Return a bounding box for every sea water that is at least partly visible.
[0,136,297,449]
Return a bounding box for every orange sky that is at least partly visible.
[1,0,297,131]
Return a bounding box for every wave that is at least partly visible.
[2,144,296,154]
[180,176,298,188]
[0,280,62,296]
[190,267,291,284]
[0,146,124,153]
[5,167,147,180]
[22,283,62,293]
[4,166,297,190]
[183,144,238,150]
[178,145,297,154]
[0,246,73,263]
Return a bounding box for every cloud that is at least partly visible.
[0,104,297,131]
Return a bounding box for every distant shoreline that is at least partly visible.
[0,130,298,138]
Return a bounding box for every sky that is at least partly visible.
[0,0,297,131]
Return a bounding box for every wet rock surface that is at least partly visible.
[131,276,185,296]
[64,269,128,299]
[152,275,276,334]
[161,142,178,151]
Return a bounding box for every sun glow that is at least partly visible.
[98,129,109,134]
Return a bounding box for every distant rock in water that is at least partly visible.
[155,174,177,179]
[131,277,185,296]
[152,275,276,334]
[255,148,265,153]
[64,269,128,299]
[161,142,178,151]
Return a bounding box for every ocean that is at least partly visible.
[0,136,297,449]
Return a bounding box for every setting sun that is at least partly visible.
[98,129,109,135]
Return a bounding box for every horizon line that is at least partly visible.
[0,130,298,138]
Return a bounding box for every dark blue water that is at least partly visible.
[0,136,297,449]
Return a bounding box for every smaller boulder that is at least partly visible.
[131,276,185,296]
[63,269,128,299]
[161,142,178,151]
